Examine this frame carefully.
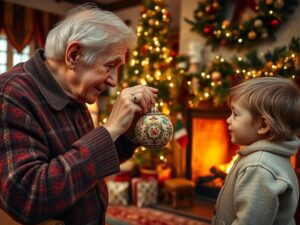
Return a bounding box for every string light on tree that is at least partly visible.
[124,0,174,114]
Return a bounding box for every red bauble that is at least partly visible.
[141,45,148,55]
[270,19,281,27]
[221,39,229,46]
[203,25,213,34]
[141,6,146,14]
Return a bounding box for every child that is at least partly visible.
[212,77,300,225]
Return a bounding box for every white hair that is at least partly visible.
[44,3,136,65]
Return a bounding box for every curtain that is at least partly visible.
[0,2,60,53]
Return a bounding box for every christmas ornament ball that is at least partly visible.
[135,105,173,148]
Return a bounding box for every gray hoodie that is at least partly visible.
[212,136,300,225]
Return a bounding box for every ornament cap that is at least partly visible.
[149,104,159,114]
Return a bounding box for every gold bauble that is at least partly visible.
[266,0,273,5]
[248,31,257,40]
[148,19,155,26]
[212,2,220,9]
[265,61,273,70]
[274,0,284,8]
[222,20,230,28]
[254,19,263,27]
[197,11,204,18]
[211,71,222,81]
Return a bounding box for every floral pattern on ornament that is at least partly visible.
[135,112,173,148]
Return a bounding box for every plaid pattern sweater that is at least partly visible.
[0,50,137,225]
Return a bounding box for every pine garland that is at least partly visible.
[185,0,298,49]
[179,37,300,107]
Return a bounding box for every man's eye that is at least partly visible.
[106,64,115,69]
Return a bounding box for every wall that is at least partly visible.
[3,0,180,32]
[179,0,300,64]
[3,0,74,14]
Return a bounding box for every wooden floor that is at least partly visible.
[153,196,215,223]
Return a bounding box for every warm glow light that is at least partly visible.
[218,155,239,174]
[191,118,232,180]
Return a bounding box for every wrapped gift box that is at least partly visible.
[107,180,130,206]
[131,177,158,207]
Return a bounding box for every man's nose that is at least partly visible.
[107,72,118,87]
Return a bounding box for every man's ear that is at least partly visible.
[257,116,271,135]
[65,41,82,70]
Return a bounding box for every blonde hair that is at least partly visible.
[45,3,136,65]
[228,76,300,141]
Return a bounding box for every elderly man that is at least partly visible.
[0,3,157,225]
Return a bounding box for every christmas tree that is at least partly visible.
[123,0,175,172]
[121,0,174,114]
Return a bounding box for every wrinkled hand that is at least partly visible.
[103,85,158,141]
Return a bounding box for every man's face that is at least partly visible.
[67,43,127,104]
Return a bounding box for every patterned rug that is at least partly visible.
[106,205,210,225]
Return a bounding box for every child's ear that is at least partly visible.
[257,116,270,135]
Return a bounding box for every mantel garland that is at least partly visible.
[185,0,298,49]
[178,37,300,107]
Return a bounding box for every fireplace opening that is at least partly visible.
[186,107,237,199]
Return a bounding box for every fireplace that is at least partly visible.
[185,106,237,198]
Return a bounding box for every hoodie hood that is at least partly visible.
[238,136,300,158]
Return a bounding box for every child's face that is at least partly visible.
[227,100,262,146]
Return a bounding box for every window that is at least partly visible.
[0,32,34,74]
[13,45,31,67]
[0,34,7,74]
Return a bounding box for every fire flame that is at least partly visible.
[218,154,239,174]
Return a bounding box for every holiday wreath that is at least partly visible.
[185,0,298,49]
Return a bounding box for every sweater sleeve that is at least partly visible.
[0,96,118,224]
[232,165,288,225]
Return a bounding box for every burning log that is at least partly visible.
[210,166,227,180]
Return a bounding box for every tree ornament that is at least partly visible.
[274,0,285,8]
[135,105,173,148]
[248,31,257,40]
[211,71,222,81]
[261,32,269,39]
[266,0,273,5]
[221,39,229,46]
[141,45,148,55]
[270,19,280,28]
[254,19,263,27]
[205,5,213,14]
[212,1,220,9]
[148,19,155,26]
[141,6,146,14]
[197,11,204,18]
[203,25,213,34]
[222,20,230,28]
